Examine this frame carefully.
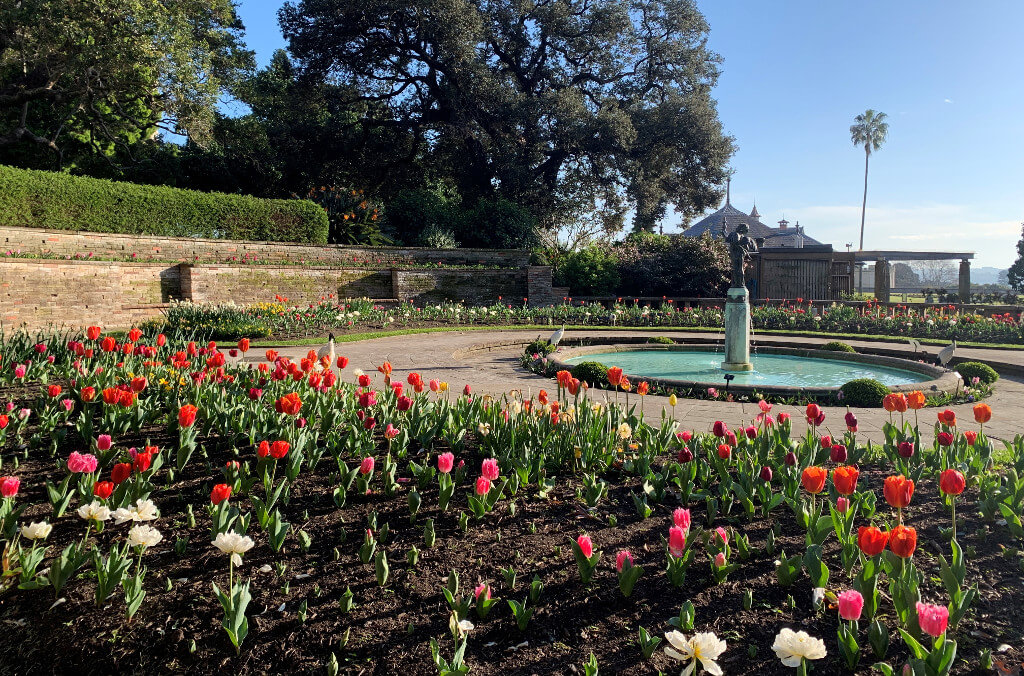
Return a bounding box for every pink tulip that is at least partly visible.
[429,379,440,392]
[67,451,98,473]
[14,365,26,379]
[668,526,686,557]
[616,549,633,572]
[836,496,850,513]
[474,583,490,601]
[475,476,491,495]
[576,535,593,558]
[714,526,729,545]
[384,424,399,440]
[437,452,454,474]
[916,602,949,638]
[481,458,500,481]
[714,552,726,567]
[837,590,864,621]
[0,476,19,498]
[759,400,772,413]
[672,508,691,533]
[61,399,74,411]
[96,435,112,451]
[360,456,375,475]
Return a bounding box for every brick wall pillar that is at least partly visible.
[527,266,555,307]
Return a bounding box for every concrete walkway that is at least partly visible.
[269,330,1024,444]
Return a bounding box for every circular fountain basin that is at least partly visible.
[554,344,956,396]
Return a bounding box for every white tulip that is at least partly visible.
[213,531,255,566]
[77,501,112,522]
[772,627,827,668]
[127,524,163,549]
[21,521,52,540]
[664,630,727,676]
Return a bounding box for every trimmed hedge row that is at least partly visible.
[0,164,328,243]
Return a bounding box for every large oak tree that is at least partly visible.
[279,0,734,233]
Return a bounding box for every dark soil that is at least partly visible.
[0,390,1021,675]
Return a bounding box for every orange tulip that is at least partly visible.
[883,475,915,509]
[973,403,992,424]
[832,465,860,496]
[907,391,926,410]
[607,366,623,387]
[801,466,827,494]
[857,526,889,557]
[889,524,917,558]
[891,393,908,413]
[882,394,896,413]
[637,381,649,396]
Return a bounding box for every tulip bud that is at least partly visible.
[784,451,797,466]
[760,466,773,482]
[830,444,847,463]
[836,496,849,513]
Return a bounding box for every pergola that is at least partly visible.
[854,250,975,301]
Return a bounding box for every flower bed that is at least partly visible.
[0,327,1019,674]
[151,297,1024,345]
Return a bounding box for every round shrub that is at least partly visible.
[523,339,555,357]
[955,361,999,384]
[840,379,890,407]
[821,341,856,353]
[571,361,609,387]
[648,336,675,345]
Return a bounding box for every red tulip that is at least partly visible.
[857,526,888,556]
[889,524,917,558]
[210,483,232,504]
[801,466,827,494]
[884,475,914,509]
[93,481,114,499]
[86,326,102,341]
[939,469,966,496]
[178,404,198,427]
[832,465,860,495]
[111,463,132,485]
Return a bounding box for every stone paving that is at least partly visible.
[271,329,1024,444]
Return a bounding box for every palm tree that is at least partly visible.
[850,109,889,251]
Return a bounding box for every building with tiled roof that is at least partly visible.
[681,181,827,249]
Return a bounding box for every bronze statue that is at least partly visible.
[725,222,758,287]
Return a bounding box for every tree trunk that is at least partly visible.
[858,149,869,250]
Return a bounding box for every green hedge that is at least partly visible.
[0,164,328,243]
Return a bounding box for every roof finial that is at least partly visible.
[724,168,735,205]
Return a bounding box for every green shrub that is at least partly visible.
[553,245,620,295]
[820,341,856,353]
[0,164,328,243]
[648,336,675,345]
[955,361,999,384]
[840,379,890,407]
[524,339,555,357]
[457,197,538,249]
[571,361,609,387]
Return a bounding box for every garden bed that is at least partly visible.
[0,330,1020,675]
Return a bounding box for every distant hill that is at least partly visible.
[973,267,1007,285]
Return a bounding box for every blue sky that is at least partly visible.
[233,0,1023,267]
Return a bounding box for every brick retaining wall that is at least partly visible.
[0,225,530,268]
[0,260,178,331]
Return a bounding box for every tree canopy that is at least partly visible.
[0,0,253,168]
[279,0,734,234]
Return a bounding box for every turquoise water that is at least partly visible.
[565,350,929,387]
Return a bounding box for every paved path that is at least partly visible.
[269,330,1024,444]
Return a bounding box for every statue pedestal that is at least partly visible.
[722,287,753,371]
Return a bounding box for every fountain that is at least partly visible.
[721,223,756,371]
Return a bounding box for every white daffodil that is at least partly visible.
[213,531,255,566]
[477,423,491,437]
[113,498,159,524]
[664,630,727,676]
[21,521,52,540]
[352,368,364,377]
[772,627,827,668]
[77,501,111,522]
[127,524,163,549]
[617,422,632,440]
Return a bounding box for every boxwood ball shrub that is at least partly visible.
[648,336,675,345]
[0,164,328,243]
[821,340,856,353]
[955,361,999,384]
[571,361,609,387]
[524,339,555,357]
[840,378,890,407]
